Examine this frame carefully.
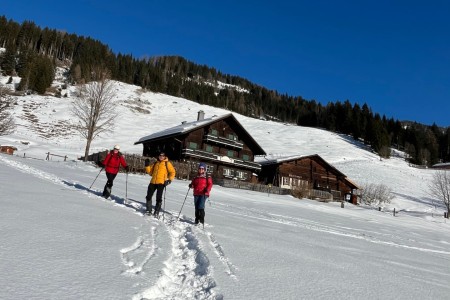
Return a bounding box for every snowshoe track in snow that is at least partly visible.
[133,215,223,300]
[121,226,158,275]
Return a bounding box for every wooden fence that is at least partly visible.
[82,151,336,199]
[46,152,68,161]
[82,151,191,179]
[215,179,292,195]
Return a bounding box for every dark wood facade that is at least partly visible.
[258,155,359,200]
[135,112,266,182]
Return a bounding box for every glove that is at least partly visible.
[188,183,193,188]
[165,180,171,186]
[144,158,150,167]
[203,187,208,193]
[125,166,129,172]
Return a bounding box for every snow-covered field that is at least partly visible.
[1,75,449,299]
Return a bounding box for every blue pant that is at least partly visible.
[194,195,207,209]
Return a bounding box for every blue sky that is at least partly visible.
[3,0,450,126]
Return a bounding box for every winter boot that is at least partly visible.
[153,201,162,218]
[195,209,199,224]
[198,209,205,225]
[145,197,152,215]
[102,184,112,199]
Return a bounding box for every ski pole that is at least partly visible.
[89,167,104,189]
[162,185,167,222]
[125,172,128,205]
[177,188,191,221]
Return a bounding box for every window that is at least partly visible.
[223,168,233,177]
[211,129,218,136]
[205,145,213,152]
[228,133,237,140]
[227,150,235,157]
[282,177,290,186]
[299,179,308,188]
[242,154,250,161]
[236,170,247,179]
[188,142,198,149]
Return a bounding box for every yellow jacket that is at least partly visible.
[145,158,176,184]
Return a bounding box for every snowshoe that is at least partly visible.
[103,186,112,199]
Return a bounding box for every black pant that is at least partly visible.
[103,172,117,197]
[105,172,117,187]
[146,183,165,212]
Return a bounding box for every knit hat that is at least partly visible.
[198,162,206,169]
[113,145,120,150]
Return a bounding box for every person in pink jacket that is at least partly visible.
[101,145,128,198]
[189,162,213,224]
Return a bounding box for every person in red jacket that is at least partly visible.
[189,162,213,225]
[102,144,128,198]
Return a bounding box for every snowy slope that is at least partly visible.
[1,74,450,299]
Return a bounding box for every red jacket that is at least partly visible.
[191,175,213,196]
[102,151,127,174]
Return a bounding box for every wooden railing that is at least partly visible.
[215,179,291,195]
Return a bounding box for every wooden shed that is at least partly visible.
[0,145,17,155]
[135,111,266,182]
[258,154,359,201]
[431,163,450,170]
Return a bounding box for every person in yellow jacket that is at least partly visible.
[144,152,176,217]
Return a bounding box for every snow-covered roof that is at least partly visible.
[134,114,230,144]
[257,153,359,189]
[256,154,311,165]
[134,113,266,155]
[431,162,450,168]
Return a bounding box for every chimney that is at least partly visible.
[197,110,205,121]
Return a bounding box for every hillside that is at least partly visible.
[1,74,450,299]
[0,72,444,215]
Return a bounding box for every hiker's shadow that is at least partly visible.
[62,180,146,213]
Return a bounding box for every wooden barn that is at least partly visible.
[134,111,266,182]
[0,145,17,155]
[258,154,359,202]
[431,162,450,170]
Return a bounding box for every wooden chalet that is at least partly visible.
[134,111,266,182]
[257,154,359,202]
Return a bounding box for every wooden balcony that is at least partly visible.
[182,148,261,171]
[203,134,244,150]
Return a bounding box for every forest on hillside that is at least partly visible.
[0,16,449,165]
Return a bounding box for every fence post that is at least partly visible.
[46,152,50,160]
[445,212,448,219]
[341,201,344,208]
[378,207,381,211]
[393,208,396,217]
[64,155,67,161]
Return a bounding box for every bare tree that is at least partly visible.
[71,71,117,161]
[429,170,450,217]
[359,182,394,207]
[0,84,16,135]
